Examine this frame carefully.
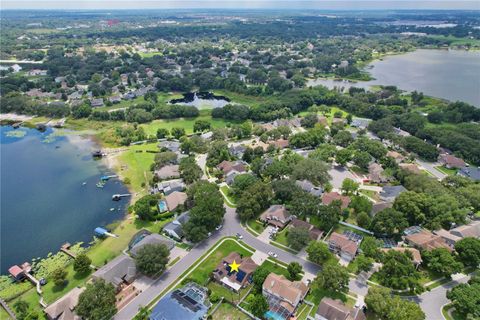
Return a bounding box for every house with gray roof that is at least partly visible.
[163,211,190,240]
[90,98,104,108]
[92,254,136,292]
[295,180,323,197]
[130,233,175,257]
[458,167,480,181]
[44,287,85,320]
[156,179,185,195]
[158,140,181,153]
[379,185,407,203]
[350,118,371,130]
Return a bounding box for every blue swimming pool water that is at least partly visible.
[158,200,167,212]
[265,310,285,320]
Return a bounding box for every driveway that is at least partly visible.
[328,166,358,189]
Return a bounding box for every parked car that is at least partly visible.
[236,233,243,239]
[268,251,278,258]
[215,225,223,231]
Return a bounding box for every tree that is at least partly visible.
[292,158,331,187]
[52,268,68,286]
[455,237,480,268]
[171,127,186,139]
[73,253,92,274]
[355,254,373,273]
[377,250,420,291]
[134,195,159,220]
[301,113,318,128]
[193,120,211,132]
[183,181,225,242]
[133,306,151,320]
[365,287,425,320]
[287,262,303,281]
[156,128,169,139]
[154,151,177,169]
[316,203,341,231]
[341,178,359,195]
[333,130,353,147]
[179,156,202,184]
[249,294,269,318]
[306,241,332,264]
[361,236,381,260]
[237,182,273,222]
[356,212,372,229]
[353,151,371,170]
[370,208,408,236]
[313,261,349,292]
[231,174,258,198]
[77,280,117,320]
[287,227,311,251]
[135,243,170,277]
[349,195,372,215]
[207,141,231,167]
[447,276,480,319]
[335,148,353,166]
[422,248,463,278]
[252,265,271,292]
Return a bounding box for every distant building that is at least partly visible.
[368,163,388,184]
[90,98,104,108]
[150,283,210,320]
[262,273,309,319]
[44,287,85,320]
[449,220,480,239]
[92,254,137,292]
[379,185,406,203]
[155,165,180,180]
[229,145,247,159]
[399,163,422,175]
[350,118,371,130]
[290,218,324,240]
[158,140,181,153]
[315,297,366,320]
[217,160,247,175]
[458,167,480,181]
[163,211,190,239]
[155,179,185,196]
[212,252,258,292]
[386,151,405,164]
[433,229,462,247]
[439,154,466,169]
[404,229,452,252]
[260,205,291,229]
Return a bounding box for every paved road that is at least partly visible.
[406,273,472,320]
[416,159,447,180]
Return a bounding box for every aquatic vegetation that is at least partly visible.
[4,130,27,138]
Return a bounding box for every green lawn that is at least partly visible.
[246,220,265,235]
[0,306,12,319]
[139,51,163,58]
[207,282,249,304]
[260,260,290,278]
[359,189,379,201]
[435,166,458,176]
[117,142,157,195]
[140,113,231,136]
[272,228,289,247]
[442,304,465,320]
[211,302,251,320]
[220,185,237,207]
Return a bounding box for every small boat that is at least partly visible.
[82,182,87,186]
[96,182,105,188]
[110,208,115,211]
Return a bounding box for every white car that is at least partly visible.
[215,225,223,231]
[236,233,243,239]
[268,251,278,258]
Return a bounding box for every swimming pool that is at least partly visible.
[265,310,285,320]
[158,200,167,213]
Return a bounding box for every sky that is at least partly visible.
[1,0,479,10]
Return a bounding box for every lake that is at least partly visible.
[169,91,231,109]
[0,126,129,273]
[308,49,480,106]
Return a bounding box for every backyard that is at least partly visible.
[211,302,251,320]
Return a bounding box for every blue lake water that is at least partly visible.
[0,126,129,273]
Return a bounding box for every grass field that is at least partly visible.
[138,51,163,58]
[211,302,251,320]
[435,165,458,176]
[273,228,289,247]
[246,220,265,235]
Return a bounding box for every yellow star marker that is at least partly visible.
[229,260,241,273]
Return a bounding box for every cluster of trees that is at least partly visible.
[365,287,425,320]
[447,276,480,319]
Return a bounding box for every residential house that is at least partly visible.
[68,91,83,101]
[90,98,104,108]
[217,160,247,175]
[212,252,258,292]
[439,154,465,169]
[322,192,351,209]
[404,229,452,252]
[290,218,324,240]
[394,127,411,137]
[315,298,366,320]
[295,180,323,197]
[44,287,85,320]
[399,163,422,174]
[92,254,137,291]
[158,140,181,153]
[379,185,406,203]
[28,69,47,76]
[370,202,392,216]
[386,150,405,164]
[433,229,462,247]
[449,220,480,239]
[109,95,122,104]
[262,273,309,319]
[458,167,480,181]
[380,247,422,268]
[156,179,185,196]
[332,118,347,125]
[229,145,246,159]
[317,116,328,127]
[225,170,241,186]
[328,232,360,262]
[8,265,26,281]
[260,205,291,229]
[350,118,371,130]
[155,165,180,180]
[368,163,388,183]
[11,64,22,73]
[129,233,175,257]
[270,139,289,150]
[150,283,210,320]
[163,211,190,239]
[164,191,187,211]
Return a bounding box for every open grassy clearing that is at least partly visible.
[211,302,251,320]
[246,220,265,235]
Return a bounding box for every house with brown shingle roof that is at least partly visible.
[270,139,289,150]
[433,229,462,247]
[322,192,351,209]
[290,218,324,240]
[217,160,247,175]
[328,232,359,262]
[368,163,388,183]
[262,273,309,317]
[44,287,85,320]
[404,230,452,252]
[212,252,258,292]
[315,297,366,320]
[165,191,187,212]
[386,151,405,164]
[260,205,291,229]
[155,165,180,180]
[399,163,422,174]
[449,220,480,239]
[439,154,466,169]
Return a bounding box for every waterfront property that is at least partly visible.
[43,287,85,320]
[150,283,210,320]
[164,191,187,212]
[129,232,175,257]
[92,254,137,292]
[163,211,190,240]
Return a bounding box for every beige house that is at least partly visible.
[260,205,291,229]
[262,273,309,318]
[315,298,366,320]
